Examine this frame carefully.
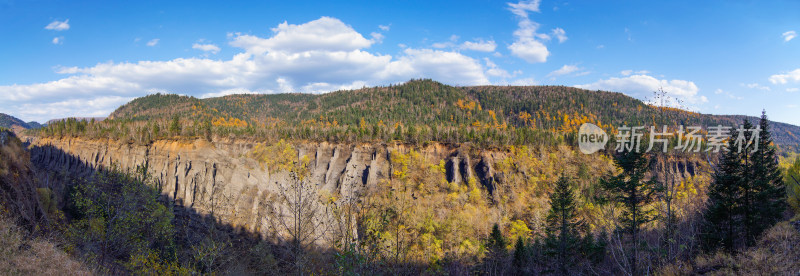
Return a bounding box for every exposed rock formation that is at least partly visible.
[28,137,702,240]
[29,138,496,237]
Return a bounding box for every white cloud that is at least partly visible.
[45,19,70,31]
[507,0,562,63]
[547,64,580,77]
[146,39,160,46]
[508,0,540,16]
[431,42,453,49]
[743,82,771,91]
[431,35,462,49]
[768,68,800,84]
[783,30,797,42]
[1,16,490,122]
[460,39,497,52]
[200,88,262,98]
[621,69,649,76]
[508,39,549,63]
[382,48,489,85]
[576,74,707,105]
[379,24,390,31]
[3,96,134,123]
[52,36,63,45]
[552,28,567,43]
[787,88,799,92]
[511,77,538,85]
[229,17,372,54]
[714,88,743,100]
[370,32,385,44]
[484,58,512,79]
[192,43,221,54]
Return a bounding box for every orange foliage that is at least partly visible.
[212,117,248,127]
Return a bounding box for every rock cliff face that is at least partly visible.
[28,137,703,238]
[28,137,500,235]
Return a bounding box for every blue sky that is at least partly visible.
[1,0,799,125]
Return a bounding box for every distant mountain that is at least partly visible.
[106,80,800,150]
[0,113,30,129]
[26,121,44,129]
[46,117,105,125]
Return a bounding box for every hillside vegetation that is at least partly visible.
[29,79,797,157]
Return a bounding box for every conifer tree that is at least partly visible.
[512,236,528,275]
[545,174,583,276]
[600,147,660,275]
[746,111,785,245]
[170,115,181,136]
[702,126,742,252]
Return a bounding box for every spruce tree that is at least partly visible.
[512,236,528,275]
[600,147,660,275]
[702,126,743,252]
[488,223,506,251]
[746,111,785,245]
[485,223,507,275]
[545,174,583,276]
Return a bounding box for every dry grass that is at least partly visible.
[658,221,800,275]
[0,216,93,276]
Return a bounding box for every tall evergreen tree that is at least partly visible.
[702,126,743,252]
[600,147,660,275]
[703,113,785,251]
[545,174,583,276]
[485,223,507,275]
[512,236,528,275]
[746,111,785,245]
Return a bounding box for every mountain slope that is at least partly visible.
[0,113,30,129]
[104,80,800,149]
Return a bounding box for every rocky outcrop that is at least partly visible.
[28,137,501,236]
[28,137,703,239]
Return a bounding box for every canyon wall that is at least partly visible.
[28,137,502,236]
[28,137,703,238]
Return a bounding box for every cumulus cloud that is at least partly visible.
[552,28,567,43]
[379,24,390,31]
[484,58,513,79]
[52,37,63,45]
[146,39,160,46]
[783,30,797,42]
[743,82,771,91]
[1,16,489,122]
[45,19,70,31]
[768,68,800,84]
[370,32,385,43]
[229,17,372,54]
[714,88,743,100]
[576,74,707,105]
[192,43,221,54]
[382,48,489,85]
[621,69,649,76]
[460,39,497,52]
[506,0,564,63]
[547,64,580,77]
[511,77,538,85]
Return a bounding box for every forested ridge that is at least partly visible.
[79,79,798,151]
[0,113,43,130]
